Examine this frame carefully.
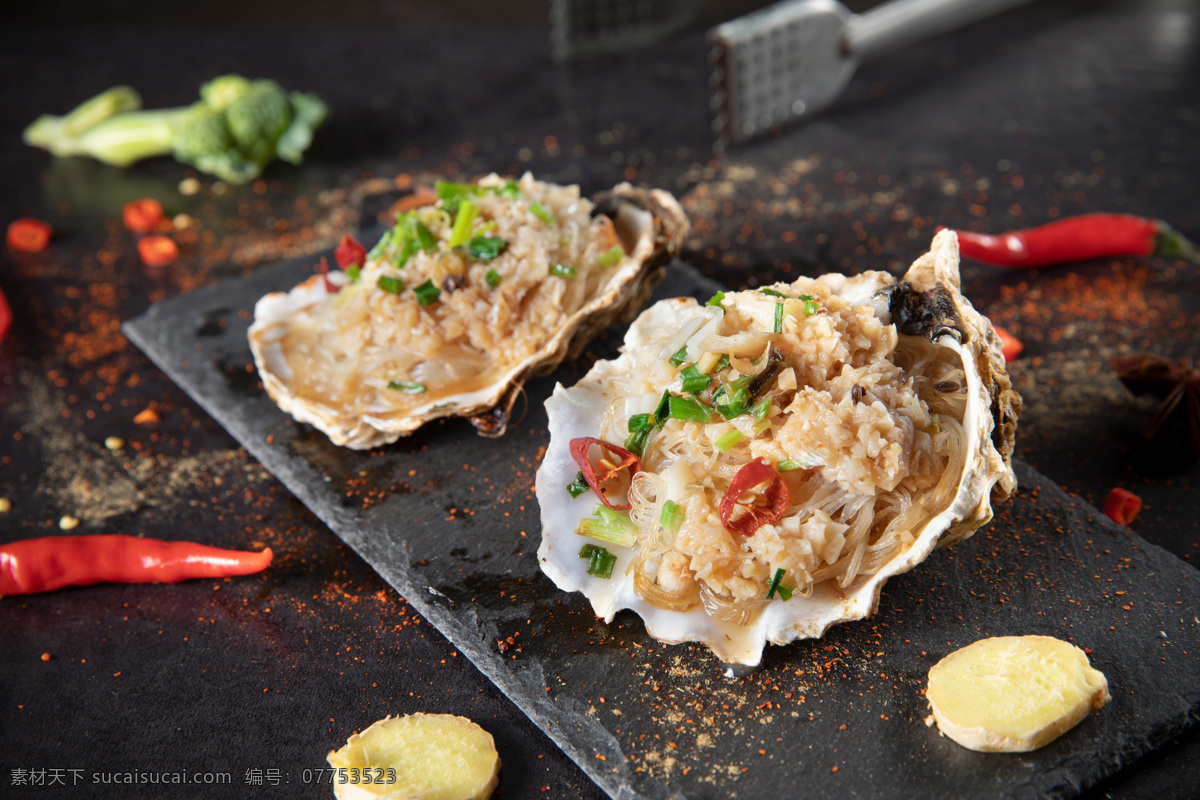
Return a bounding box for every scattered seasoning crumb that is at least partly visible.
[133,407,160,426]
[40,653,51,662]
[104,436,125,450]
[0,498,10,513]
[58,515,80,530]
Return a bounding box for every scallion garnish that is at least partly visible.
[773,301,784,334]
[668,395,714,424]
[486,268,502,289]
[388,380,426,394]
[714,428,744,453]
[575,505,638,548]
[715,377,751,419]
[625,413,653,457]
[654,390,670,430]
[669,346,688,368]
[377,275,404,294]
[394,236,418,269]
[801,294,820,316]
[597,244,625,267]
[567,471,590,498]
[713,354,731,374]
[436,181,477,215]
[777,459,802,472]
[414,279,441,307]
[660,500,683,534]
[706,291,726,311]
[766,568,792,600]
[579,544,617,579]
[498,178,521,199]
[411,216,438,252]
[449,198,479,249]
[529,201,556,225]
[679,364,711,394]
[752,397,771,422]
[759,288,788,298]
[467,235,507,262]
[367,229,392,260]
[752,417,772,436]
[345,264,361,282]
[932,414,941,434]
[550,263,576,278]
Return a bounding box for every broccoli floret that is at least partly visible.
[23,76,327,184]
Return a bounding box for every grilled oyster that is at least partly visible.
[249,174,688,448]
[536,229,1020,666]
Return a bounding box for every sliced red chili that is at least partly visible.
[568,437,641,510]
[123,198,164,233]
[7,218,52,253]
[137,235,178,267]
[335,234,367,269]
[992,322,1023,362]
[0,535,273,596]
[1104,487,1142,527]
[720,457,789,536]
[319,256,340,293]
[951,214,1200,268]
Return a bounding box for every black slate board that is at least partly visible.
[124,254,1200,800]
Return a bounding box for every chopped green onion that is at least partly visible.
[486,268,502,289]
[449,197,479,248]
[393,236,418,269]
[414,279,441,307]
[345,264,361,282]
[436,181,478,215]
[759,288,788,298]
[752,417,772,436]
[567,471,590,498]
[660,500,683,534]
[625,413,653,457]
[411,217,438,252]
[377,275,405,294]
[550,263,576,278]
[752,397,771,422]
[654,390,670,430]
[712,354,731,374]
[777,459,803,472]
[529,201,556,225]
[575,505,638,548]
[367,229,392,260]
[773,301,784,334]
[766,568,792,600]
[467,235,507,262]
[706,291,726,310]
[668,346,688,368]
[388,380,426,394]
[597,244,625,267]
[579,544,617,579]
[801,294,820,316]
[714,428,745,452]
[668,395,714,424]
[932,414,941,434]
[498,178,521,199]
[715,378,751,419]
[679,364,711,394]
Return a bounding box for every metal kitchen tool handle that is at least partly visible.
[846,0,1034,60]
[710,0,1036,146]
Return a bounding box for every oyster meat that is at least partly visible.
[249,173,688,448]
[536,230,1020,665]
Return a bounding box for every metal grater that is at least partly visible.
[551,0,698,61]
[710,0,1035,145]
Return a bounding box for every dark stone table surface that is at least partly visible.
[2,1,1197,797]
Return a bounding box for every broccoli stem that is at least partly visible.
[22,86,143,155]
[69,108,196,167]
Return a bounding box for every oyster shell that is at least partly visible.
[536,229,1020,666]
[249,174,688,449]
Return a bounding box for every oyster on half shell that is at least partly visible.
[536,230,1020,666]
[249,174,688,449]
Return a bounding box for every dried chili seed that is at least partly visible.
[568,437,641,510]
[719,457,789,536]
[1104,488,1142,527]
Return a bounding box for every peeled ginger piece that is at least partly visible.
[327,713,500,800]
[927,635,1110,752]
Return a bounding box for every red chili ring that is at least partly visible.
[568,437,641,510]
[720,457,789,536]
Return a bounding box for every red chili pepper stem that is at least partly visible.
[1154,221,1200,264]
[0,536,273,597]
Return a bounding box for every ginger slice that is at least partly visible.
[327,713,500,800]
[927,635,1110,752]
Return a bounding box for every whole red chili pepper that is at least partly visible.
[720,458,789,536]
[0,535,273,596]
[952,214,1200,268]
[335,235,367,269]
[991,322,1023,362]
[1103,488,1142,527]
[569,437,641,510]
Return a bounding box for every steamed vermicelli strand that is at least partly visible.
[699,583,769,626]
